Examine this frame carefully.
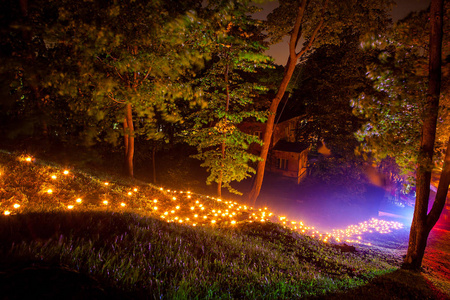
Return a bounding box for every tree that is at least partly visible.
[45,0,207,177]
[248,0,394,203]
[403,0,447,270]
[354,0,449,269]
[185,0,270,197]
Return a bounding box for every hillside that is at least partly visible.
[0,150,446,299]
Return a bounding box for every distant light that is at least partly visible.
[128,192,132,196]
[121,202,126,207]
[104,182,109,186]
[63,170,69,175]
[231,220,236,225]
[133,188,138,192]
[153,199,158,203]
[51,175,57,180]
[67,205,74,210]
[172,197,176,200]
[76,198,82,203]
[153,206,158,210]
[47,189,53,194]
[103,200,108,205]
[25,156,32,162]
[13,203,20,209]
[4,210,11,216]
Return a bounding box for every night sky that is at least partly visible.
[255,0,432,65]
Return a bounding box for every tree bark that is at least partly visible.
[248,0,327,204]
[403,0,444,270]
[123,102,134,177]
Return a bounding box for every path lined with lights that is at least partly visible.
[0,154,404,245]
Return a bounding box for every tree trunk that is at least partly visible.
[402,0,444,270]
[248,0,327,204]
[152,145,157,184]
[217,56,231,198]
[123,102,134,177]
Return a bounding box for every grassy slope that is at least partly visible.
[0,150,447,299]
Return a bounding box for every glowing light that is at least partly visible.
[128,192,132,196]
[4,211,11,215]
[153,199,158,203]
[67,205,74,210]
[211,220,216,224]
[231,220,236,225]
[133,188,138,192]
[153,206,158,210]
[25,156,32,162]
[13,204,20,209]
[47,189,53,194]
[104,182,109,186]
[172,197,176,200]
[63,170,69,175]
[103,200,108,205]
[121,202,126,207]
[51,175,57,180]
[76,198,82,203]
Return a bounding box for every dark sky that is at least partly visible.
[255,0,432,65]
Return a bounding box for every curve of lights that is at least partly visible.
[0,154,405,245]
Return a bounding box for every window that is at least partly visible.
[254,130,262,139]
[277,158,288,170]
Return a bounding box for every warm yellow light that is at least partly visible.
[103,200,108,205]
[47,189,53,194]
[187,195,191,199]
[51,175,57,180]
[211,220,216,224]
[176,206,180,209]
[63,170,69,175]
[104,182,109,186]
[133,188,137,192]
[231,220,236,225]
[190,206,195,210]
[128,192,132,196]
[121,202,126,207]
[13,203,20,209]
[194,214,198,218]
[172,197,176,200]
[4,210,11,215]
[67,205,74,210]
[25,156,32,162]
[153,199,158,203]
[153,206,158,210]
[76,198,82,203]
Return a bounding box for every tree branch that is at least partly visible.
[296,0,329,60]
[107,92,125,104]
[289,0,308,60]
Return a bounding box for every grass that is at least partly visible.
[0,150,447,299]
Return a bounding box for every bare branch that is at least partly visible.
[296,0,329,60]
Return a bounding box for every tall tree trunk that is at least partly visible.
[403,0,444,270]
[123,103,134,177]
[218,56,231,198]
[152,145,157,184]
[248,0,327,204]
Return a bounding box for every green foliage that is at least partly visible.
[184,0,272,194]
[352,3,450,184]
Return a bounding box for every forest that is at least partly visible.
[0,0,449,297]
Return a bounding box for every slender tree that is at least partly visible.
[248,0,393,203]
[185,0,270,197]
[403,0,446,270]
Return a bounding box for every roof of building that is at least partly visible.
[272,140,309,153]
